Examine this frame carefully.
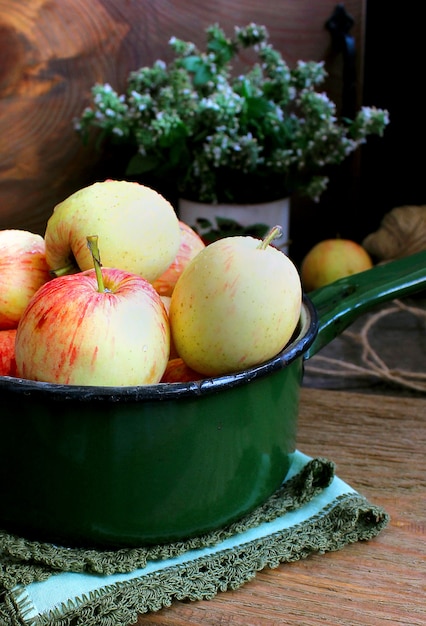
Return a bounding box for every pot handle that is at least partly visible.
[304,250,426,359]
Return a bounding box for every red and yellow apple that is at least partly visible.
[300,238,374,292]
[15,260,170,386]
[169,228,302,376]
[152,221,205,296]
[160,357,202,383]
[44,180,181,282]
[0,229,51,330]
[0,329,17,376]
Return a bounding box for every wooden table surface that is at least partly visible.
[136,387,426,626]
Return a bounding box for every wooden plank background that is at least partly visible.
[0,0,365,238]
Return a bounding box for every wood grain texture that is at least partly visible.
[136,388,426,625]
[0,0,365,235]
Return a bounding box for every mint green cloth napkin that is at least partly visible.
[0,451,389,626]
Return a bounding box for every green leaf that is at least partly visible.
[214,216,243,230]
[180,56,203,72]
[246,97,272,118]
[195,215,270,244]
[240,78,253,99]
[169,140,190,168]
[125,153,159,176]
[180,57,213,85]
[243,223,271,238]
[207,39,235,65]
[194,217,214,229]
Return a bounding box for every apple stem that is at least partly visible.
[86,235,105,293]
[257,225,283,250]
[49,262,79,278]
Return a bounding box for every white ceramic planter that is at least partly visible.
[178,197,290,253]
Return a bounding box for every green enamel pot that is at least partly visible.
[0,251,425,548]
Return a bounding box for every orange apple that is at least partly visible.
[160,357,203,383]
[0,229,51,329]
[152,221,205,296]
[160,295,179,359]
[0,329,17,376]
[300,238,373,292]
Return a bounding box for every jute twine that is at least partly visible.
[305,299,426,393]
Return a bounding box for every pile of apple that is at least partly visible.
[0,180,302,386]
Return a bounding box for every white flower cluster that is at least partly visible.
[75,23,389,204]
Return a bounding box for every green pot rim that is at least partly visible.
[0,296,318,402]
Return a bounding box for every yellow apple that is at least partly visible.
[44,180,181,282]
[169,230,302,376]
[300,238,374,292]
[0,229,51,329]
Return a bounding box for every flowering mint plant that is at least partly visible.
[75,23,389,204]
